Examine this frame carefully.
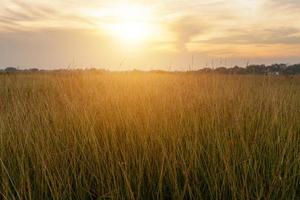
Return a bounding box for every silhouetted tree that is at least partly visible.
[283,64,300,75]
[246,65,266,74]
[228,66,247,74]
[215,67,228,74]
[5,67,18,73]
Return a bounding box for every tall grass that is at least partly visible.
[0,72,299,199]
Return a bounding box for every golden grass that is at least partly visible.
[0,72,299,199]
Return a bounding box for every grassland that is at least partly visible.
[0,72,299,199]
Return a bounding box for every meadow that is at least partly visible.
[0,72,299,199]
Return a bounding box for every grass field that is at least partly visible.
[0,72,299,199]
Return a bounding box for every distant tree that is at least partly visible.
[5,67,18,73]
[198,68,213,73]
[228,66,247,74]
[266,64,287,75]
[29,68,39,72]
[283,64,300,75]
[214,67,228,74]
[246,65,266,74]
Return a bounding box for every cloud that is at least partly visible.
[264,0,300,14]
[1,0,57,20]
[0,0,300,67]
[0,0,96,33]
[168,15,212,51]
[201,27,300,45]
[270,0,300,6]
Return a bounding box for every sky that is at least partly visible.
[0,0,300,70]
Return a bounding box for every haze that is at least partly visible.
[1,0,300,70]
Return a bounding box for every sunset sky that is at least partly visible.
[1,0,300,70]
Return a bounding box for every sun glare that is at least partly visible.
[110,22,151,43]
[103,4,156,44]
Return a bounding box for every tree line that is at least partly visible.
[1,63,300,75]
[196,63,300,75]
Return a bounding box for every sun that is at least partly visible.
[109,21,151,43]
[103,4,156,44]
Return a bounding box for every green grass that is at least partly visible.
[0,72,299,199]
